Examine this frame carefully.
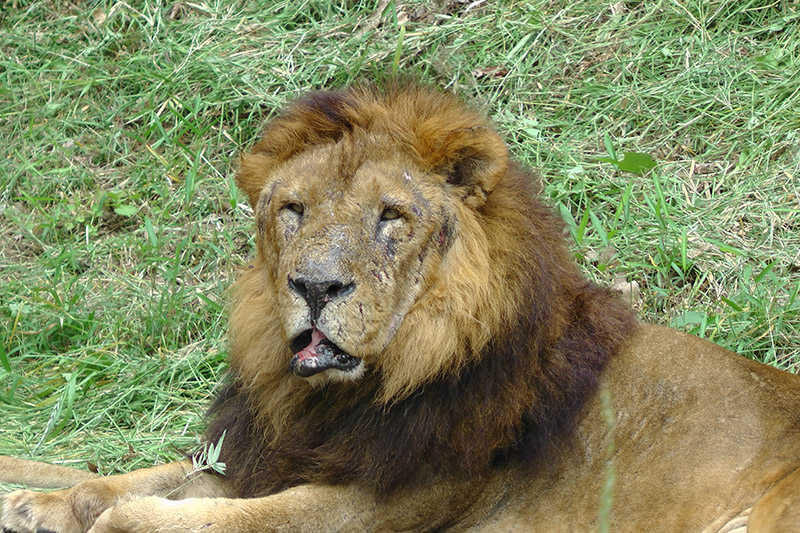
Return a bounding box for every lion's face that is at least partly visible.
[233,85,514,398]
[253,140,453,382]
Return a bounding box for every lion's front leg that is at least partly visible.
[2,461,230,533]
[86,488,370,533]
[86,476,484,533]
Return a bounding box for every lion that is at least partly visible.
[2,83,799,533]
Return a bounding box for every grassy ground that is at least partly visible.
[1,0,798,477]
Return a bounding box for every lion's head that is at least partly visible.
[230,85,526,397]
[209,83,634,497]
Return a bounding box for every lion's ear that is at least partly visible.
[236,153,275,208]
[236,90,356,208]
[434,127,509,209]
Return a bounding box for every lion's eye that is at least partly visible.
[381,207,401,221]
[285,203,304,215]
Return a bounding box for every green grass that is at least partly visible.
[1,0,798,477]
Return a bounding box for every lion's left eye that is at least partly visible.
[381,207,401,221]
[284,203,304,215]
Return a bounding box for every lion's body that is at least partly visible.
[2,84,799,532]
[477,325,800,532]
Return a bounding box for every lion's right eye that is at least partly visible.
[285,203,304,215]
[380,207,401,221]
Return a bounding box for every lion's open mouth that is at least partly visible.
[289,328,361,377]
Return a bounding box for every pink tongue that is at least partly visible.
[296,328,327,362]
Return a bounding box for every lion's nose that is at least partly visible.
[288,276,355,321]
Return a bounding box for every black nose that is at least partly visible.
[288,276,355,321]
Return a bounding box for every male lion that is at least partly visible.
[2,84,799,532]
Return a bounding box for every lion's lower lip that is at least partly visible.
[290,349,361,377]
[289,329,361,377]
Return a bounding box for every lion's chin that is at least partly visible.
[289,327,364,380]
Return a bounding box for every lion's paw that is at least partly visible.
[1,489,83,533]
[87,497,163,533]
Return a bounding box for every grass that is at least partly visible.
[1,0,798,480]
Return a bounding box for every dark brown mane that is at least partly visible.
[205,143,635,496]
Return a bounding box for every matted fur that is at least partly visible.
[205,84,635,497]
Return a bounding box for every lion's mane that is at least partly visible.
[205,84,635,497]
